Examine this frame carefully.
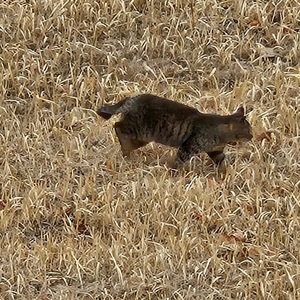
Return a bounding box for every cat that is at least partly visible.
[98,94,252,170]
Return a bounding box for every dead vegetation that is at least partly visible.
[0,0,300,299]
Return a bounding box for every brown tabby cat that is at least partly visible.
[97,94,252,169]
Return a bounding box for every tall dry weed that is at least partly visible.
[0,0,299,299]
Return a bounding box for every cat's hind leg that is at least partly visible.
[115,122,148,157]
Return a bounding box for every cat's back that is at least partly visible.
[128,94,200,120]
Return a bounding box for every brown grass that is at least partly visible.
[1,0,300,299]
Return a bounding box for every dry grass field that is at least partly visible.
[1,0,300,299]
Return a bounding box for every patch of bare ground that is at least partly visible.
[0,0,300,299]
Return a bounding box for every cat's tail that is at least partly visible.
[97,98,128,120]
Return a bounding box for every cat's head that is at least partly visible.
[227,107,252,142]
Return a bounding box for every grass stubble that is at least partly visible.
[0,0,300,299]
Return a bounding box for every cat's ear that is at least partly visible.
[233,107,244,117]
[232,107,247,123]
